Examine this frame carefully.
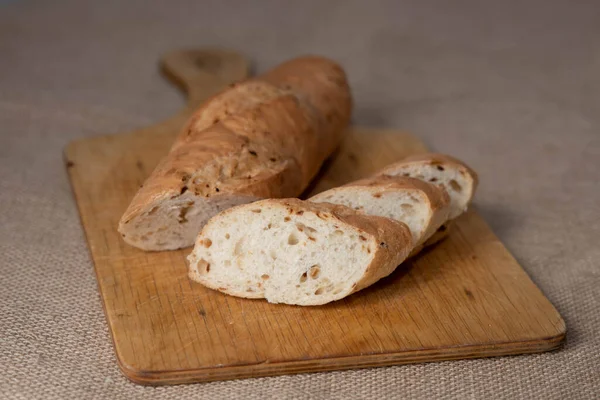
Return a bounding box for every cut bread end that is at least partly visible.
[118,192,258,251]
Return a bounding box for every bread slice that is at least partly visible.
[119,56,351,251]
[378,153,478,220]
[188,199,412,306]
[310,176,450,247]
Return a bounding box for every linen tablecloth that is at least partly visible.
[1,1,598,398]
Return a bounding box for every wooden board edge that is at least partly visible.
[119,332,566,386]
[63,146,134,384]
[462,208,568,331]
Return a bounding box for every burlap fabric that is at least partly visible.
[1,1,598,398]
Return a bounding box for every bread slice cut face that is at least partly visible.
[188,199,412,306]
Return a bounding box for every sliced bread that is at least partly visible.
[310,175,450,247]
[188,198,412,306]
[378,153,478,220]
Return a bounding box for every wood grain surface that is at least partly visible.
[64,49,566,385]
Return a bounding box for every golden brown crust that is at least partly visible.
[174,80,288,147]
[120,125,249,224]
[375,153,476,258]
[219,94,321,184]
[262,56,352,159]
[343,213,412,294]
[119,124,302,225]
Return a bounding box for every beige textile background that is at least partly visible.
[1,0,598,399]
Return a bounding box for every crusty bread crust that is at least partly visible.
[376,153,477,254]
[262,56,352,159]
[338,209,412,295]
[119,56,352,251]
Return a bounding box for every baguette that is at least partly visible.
[188,199,412,306]
[119,56,352,251]
[310,175,451,247]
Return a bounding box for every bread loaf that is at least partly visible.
[188,199,412,306]
[119,56,352,251]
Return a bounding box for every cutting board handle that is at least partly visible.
[160,49,249,109]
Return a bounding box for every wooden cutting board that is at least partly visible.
[65,49,566,385]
